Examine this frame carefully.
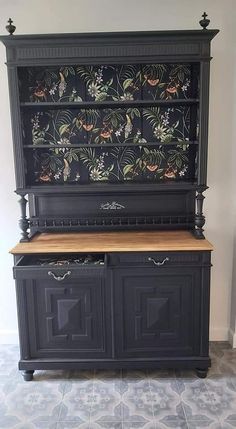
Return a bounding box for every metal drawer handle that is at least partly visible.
[48,270,71,281]
[148,257,169,266]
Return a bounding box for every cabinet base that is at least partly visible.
[22,370,34,381]
[196,368,208,378]
[19,358,210,380]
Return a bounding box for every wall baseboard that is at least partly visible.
[0,330,19,344]
[209,327,229,341]
[228,328,236,348]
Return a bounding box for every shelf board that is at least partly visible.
[20,99,199,109]
[23,140,198,149]
[16,181,200,195]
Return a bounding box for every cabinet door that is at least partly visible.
[22,275,111,359]
[113,267,204,358]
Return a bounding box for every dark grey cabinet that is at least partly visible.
[14,249,211,380]
[2,18,216,381]
[0,22,219,241]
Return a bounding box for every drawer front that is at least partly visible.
[14,265,105,280]
[13,254,106,280]
[109,251,210,267]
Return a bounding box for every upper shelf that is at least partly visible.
[20,99,199,109]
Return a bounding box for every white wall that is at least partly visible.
[0,0,235,344]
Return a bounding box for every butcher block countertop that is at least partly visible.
[10,230,213,254]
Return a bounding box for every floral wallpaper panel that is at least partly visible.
[18,63,198,103]
[26,144,195,185]
[25,106,190,147]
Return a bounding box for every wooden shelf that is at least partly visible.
[23,140,198,149]
[10,231,213,254]
[17,181,199,194]
[20,99,199,109]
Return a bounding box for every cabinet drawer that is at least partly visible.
[109,251,210,267]
[13,253,106,280]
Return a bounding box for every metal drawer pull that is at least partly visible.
[48,270,71,281]
[148,257,169,266]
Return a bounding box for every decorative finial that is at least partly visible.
[199,12,210,30]
[6,18,16,35]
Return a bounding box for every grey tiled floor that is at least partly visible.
[0,343,236,428]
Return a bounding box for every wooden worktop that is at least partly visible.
[10,231,213,254]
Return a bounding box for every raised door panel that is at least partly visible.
[26,276,111,359]
[114,267,201,358]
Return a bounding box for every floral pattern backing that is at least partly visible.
[18,63,197,102]
[25,106,191,146]
[27,144,195,184]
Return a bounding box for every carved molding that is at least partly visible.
[100,201,125,210]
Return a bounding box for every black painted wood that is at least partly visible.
[18,195,30,242]
[13,250,212,379]
[0,27,218,238]
[113,266,202,358]
[22,370,34,381]
[3,25,216,380]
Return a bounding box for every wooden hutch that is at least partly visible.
[1,14,218,380]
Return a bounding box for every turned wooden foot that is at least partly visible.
[196,368,208,378]
[22,370,34,381]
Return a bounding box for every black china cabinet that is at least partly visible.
[1,15,218,380]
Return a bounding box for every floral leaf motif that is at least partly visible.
[120,65,138,80]
[76,65,96,84]
[169,64,190,82]
[123,78,133,90]
[143,63,167,81]
[143,107,161,130]
[55,110,74,129]
[95,92,107,101]
[127,107,141,119]
[59,124,70,136]
[123,164,134,176]
[168,149,188,169]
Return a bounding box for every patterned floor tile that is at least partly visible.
[119,369,151,401]
[93,370,123,397]
[209,342,231,359]
[123,421,156,429]
[0,343,236,429]
[155,402,188,429]
[30,422,58,429]
[89,380,122,424]
[220,420,236,429]
[61,381,93,421]
[11,423,37,429]
[89,422,122,429]
[147,368,176,380]
[176,378,221,427]
[122,379,154,421]
[68,370,94,381]
[204,378,236,424]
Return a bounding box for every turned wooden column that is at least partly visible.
[194,187,207,239]
[18,194,30,242]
